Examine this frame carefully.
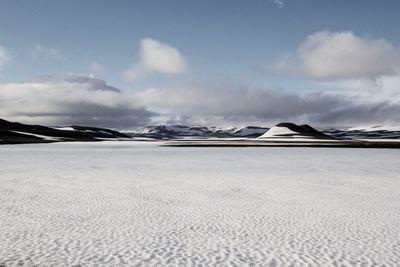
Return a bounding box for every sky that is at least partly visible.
[1,0,400,128]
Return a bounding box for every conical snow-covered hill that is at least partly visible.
[258,122,335,140]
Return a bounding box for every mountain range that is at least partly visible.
[1,118,400,144]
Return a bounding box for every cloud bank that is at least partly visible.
[123,38,187,81]
[131,77,400,126]
[0,73,153,128]
[2,73,400,127]
[134,83,344,121]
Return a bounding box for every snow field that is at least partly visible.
[0,141,399,266]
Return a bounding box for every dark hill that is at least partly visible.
[0,118,130,144]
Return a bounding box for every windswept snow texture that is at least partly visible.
[0,142,399,266]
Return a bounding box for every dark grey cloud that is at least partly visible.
[133,80,400,126]
[315,102,400,126]
[0,73,154,128]
[31,73,120,92]
[1,73,399,128]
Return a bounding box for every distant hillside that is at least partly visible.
[324,125,400,140]
[2,118,400,145]
[125,125,269,139]
[258,122,335,140]
[0,118,131,144]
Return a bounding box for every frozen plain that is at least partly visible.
[0,141,399,267]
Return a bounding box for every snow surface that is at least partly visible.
[0,141,399,266]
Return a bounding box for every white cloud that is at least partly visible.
[31,44,62,60]
[271,0,284,8]
[274,31,400,80]
[0,45,11,71]
[0,73,153,128]
[123,38,187,81]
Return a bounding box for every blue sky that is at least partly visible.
[1,0,400,127]
[1,0,399,87]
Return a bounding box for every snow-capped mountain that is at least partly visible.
[258,122,334,140]
[258,123,400,141]
[2,117,400,145]
[129,125,213,137]
[323,125,400,140]
[126,125,269,139]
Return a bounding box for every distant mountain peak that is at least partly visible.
[126,125,269,138]
[258,122,335,139]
